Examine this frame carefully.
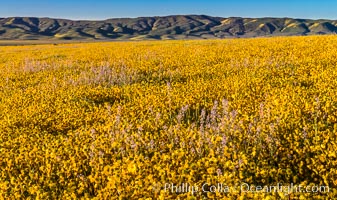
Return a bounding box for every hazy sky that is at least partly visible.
[1,0,337,20]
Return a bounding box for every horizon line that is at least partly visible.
[1,14,336,21]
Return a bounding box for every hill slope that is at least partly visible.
[0,15,337,40]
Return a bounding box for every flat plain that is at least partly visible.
[1,35,337,199]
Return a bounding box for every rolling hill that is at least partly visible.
[0,15,336,40]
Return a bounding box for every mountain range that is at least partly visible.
[0,15,337,40]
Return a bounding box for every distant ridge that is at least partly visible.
[0,15,337,40]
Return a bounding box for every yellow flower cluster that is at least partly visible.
[1,35,337,199]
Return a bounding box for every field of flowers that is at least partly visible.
[1,35,337,199]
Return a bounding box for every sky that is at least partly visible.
[1,0,337,20]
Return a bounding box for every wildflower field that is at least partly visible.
[1,35,337,199]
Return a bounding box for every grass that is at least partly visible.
[0,35,337,199]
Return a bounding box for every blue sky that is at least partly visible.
[1,0,337,20]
